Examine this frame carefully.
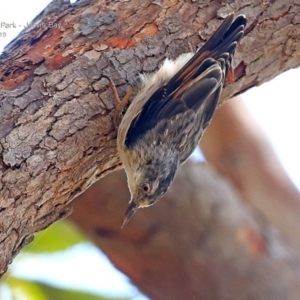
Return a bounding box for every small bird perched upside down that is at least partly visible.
[104,13,247,227]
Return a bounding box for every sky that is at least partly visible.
[243,69,300,190]
[0,1,299,299]
[8,243,147,299]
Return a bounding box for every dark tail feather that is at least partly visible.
[200,14,247,54]
[166,14,247,92]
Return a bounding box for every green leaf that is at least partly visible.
[7,277,48,300]
[38,281,129,300]
[6,277,129,300]
[22,220,88,253]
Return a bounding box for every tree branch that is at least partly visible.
[201,97,300,252]
[70,163,300,300]
[0,0,300,276]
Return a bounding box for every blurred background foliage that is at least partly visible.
[0,221,136,300]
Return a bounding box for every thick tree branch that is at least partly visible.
[201,97,300,252]
[0,0,300,277]
[71,163,300,300]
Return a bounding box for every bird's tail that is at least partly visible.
[167,14,247,91]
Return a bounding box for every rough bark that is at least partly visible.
[0,0,300,278]
[70,163,300,300]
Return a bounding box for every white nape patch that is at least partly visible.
[190,146,206,162]
[140,52,194,93]
[158,53,194,80]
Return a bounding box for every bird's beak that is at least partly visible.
[121,201,138,228]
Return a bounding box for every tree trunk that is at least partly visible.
[0,0,300,284]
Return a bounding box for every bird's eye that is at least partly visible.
[141,183,150,194]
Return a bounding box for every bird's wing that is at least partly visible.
[125,14,247,148]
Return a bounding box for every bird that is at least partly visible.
[103,13,247,227]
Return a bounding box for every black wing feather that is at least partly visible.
[202,85,222,129]
[125,14,247,148]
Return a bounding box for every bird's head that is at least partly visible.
[121,142,180,227]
